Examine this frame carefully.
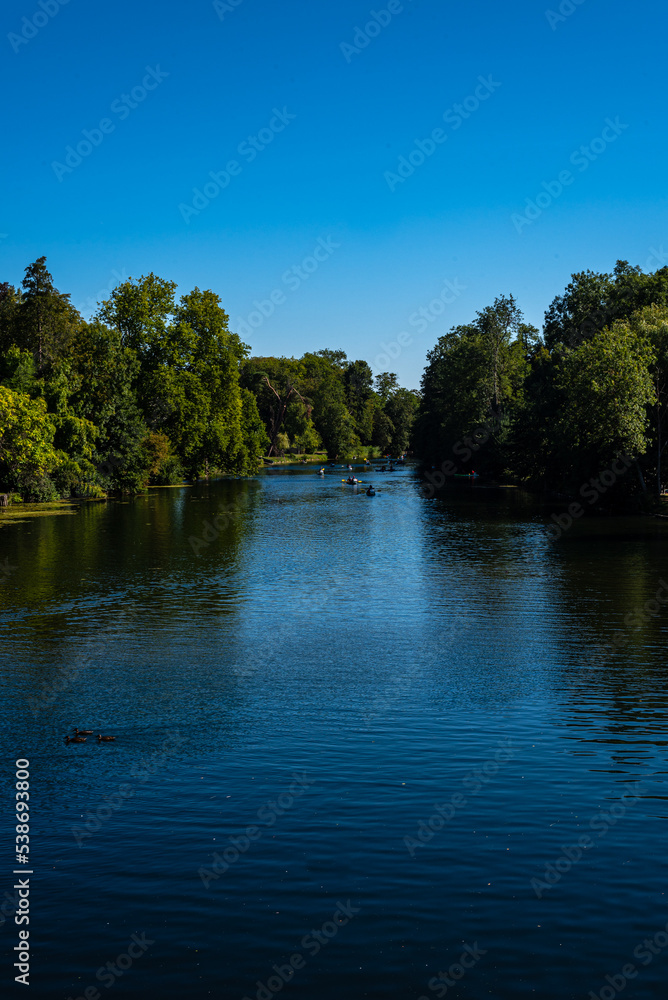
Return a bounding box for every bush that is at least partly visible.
[20,475,60,503]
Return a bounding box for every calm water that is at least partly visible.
[1,466,667,999]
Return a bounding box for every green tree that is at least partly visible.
[241,357,310,458]
[385,388,419,454]
[555,326,655,486]
[372,408,394,452]
[544,261,668,350]
[0,386,61,497]
[374,372,399,403]
[18,258,81,372]
[67,320,151,493]
[612,305,668,494]
[169,288,249,475]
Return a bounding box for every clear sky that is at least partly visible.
[2,0,667,388]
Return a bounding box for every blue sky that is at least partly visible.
[2,0,667,388]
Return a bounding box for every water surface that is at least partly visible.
[1,467,667,998]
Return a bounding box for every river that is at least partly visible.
[1,465,667,999]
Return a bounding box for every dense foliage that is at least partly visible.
[0,259,417,500]
[414,262,668,500]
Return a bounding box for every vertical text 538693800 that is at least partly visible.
[13,758,32,986]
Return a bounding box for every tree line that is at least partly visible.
[0,259,417,501]
[414,260,668,501]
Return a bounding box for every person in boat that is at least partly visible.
[366,487,375,496]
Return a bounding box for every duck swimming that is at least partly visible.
[65,735,86,743]
[97,734,116,742]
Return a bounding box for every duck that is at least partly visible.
[73,728,93,735]
[65,735,86,743]
[97,734,116,742]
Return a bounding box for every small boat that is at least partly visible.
[343,477,361,485]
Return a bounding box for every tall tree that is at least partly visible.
[18,258,80,371]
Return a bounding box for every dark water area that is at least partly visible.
[1,466,667,999]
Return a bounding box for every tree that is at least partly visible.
[0,386,61,496]
[372,408,394,452]
[98,273,178,427]
[613,305,668,494]
[475,295,523,414]
[555,326,655,486]
[238,388,270,469]
[18,258,80,371]
[169,288,248,475]
[315,348,348,369]
[316,398,359,457]
[544,261,668,350]
[413,298,532,474]
[241,357,310,458]
[385,388,419,454]
[67,320,151,493]
[374,372,399,403]
[343,361,374,418]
